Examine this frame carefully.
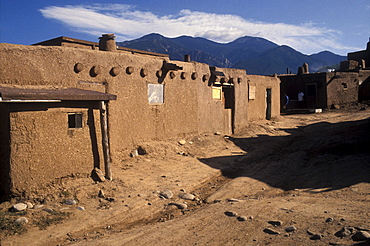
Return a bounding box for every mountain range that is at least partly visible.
[117,33,346,75]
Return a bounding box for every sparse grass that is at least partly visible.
[61,190,71,197]
[33,211,71,230]
[0,211,28,236]
[0,206,72,237]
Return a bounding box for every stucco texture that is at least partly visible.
[3,103,103,195]
[0,43,280,197]
[247,75,281,121]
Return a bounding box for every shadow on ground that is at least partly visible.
[199,116,370,192]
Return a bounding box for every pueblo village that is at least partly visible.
[0,34,370,245]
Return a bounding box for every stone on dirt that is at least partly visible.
[177,151,187,156]
[237,216,247,221]
[178,140,187,145]
[12,203,27,212]
[268,220,283,226]
[354,226,369,231]
[227,198,240,202]
[168,202,187,210]
[130,149,139,157]
[98,189,105,198]
[65,199,77,205]
[224,211,237,217]
[310,234,323,240]
[92,168,105,182]
[179,193,195,200]
[285,226,297,232]
[263,228,280,235]
[352,231,370,241]
[15,217,29,224]
[26,202,33,209]
[326,217,334,222]
[43,208,54,213]
[307,230,315,235]
[160,190,173,199]
[335,226,355,238]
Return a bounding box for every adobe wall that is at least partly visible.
[326,72,359,108]
[231,70,250,132]
[2,102,103,196]
[348,41,370,68]
[280,71,362,109]
[0,42,278,196]
[279,73,328,109]
[0,43,234,192]
[359,70,370,101]
[204,67,250,134]
[348,51,368,68]
[247,75,280,121]
[0,43,252,153]
[195,64,225,134]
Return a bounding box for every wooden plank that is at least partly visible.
[99,101,112,180]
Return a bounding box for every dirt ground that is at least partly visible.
[1,106,370,246]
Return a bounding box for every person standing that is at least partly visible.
[298,90,304,101]
[283,93,289,110]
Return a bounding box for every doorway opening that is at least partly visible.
[266,88,272,120]
[223,87,235,134]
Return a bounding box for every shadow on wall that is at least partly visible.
[199,116,370,192]
[0,102,102,202]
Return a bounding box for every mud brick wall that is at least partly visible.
[0,42,280,196]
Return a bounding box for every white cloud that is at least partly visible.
[39,4,355,54]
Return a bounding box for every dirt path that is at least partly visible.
[1,109,370,246]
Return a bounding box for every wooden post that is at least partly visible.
[99,101,112,180]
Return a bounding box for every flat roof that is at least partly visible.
[0,86,117,101]
[33,36,169,58]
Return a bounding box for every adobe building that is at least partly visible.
[347,39,370,101]
[279,40,370,111]
[0,34,280,200]
[347,38,370,69]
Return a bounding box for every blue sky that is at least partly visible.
[1,0,369,55]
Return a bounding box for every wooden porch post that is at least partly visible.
[99,101,112,180]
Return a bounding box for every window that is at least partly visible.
[68,113,82,129]
[148,84,164,104]
[248,85,256,100]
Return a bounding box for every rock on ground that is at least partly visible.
[352,231,370,241]
[160,190,173,199]
[15,217,29,224]
[12,203,27,212]
[168,202,187,210]
[285,226,297,232]
[179,193,195,200]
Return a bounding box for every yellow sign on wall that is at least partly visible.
[212,87,222,100]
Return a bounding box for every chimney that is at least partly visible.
[302,63,309,73]
[99,34,116,51]
[297,66,304,75]
[184,54,191,62]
